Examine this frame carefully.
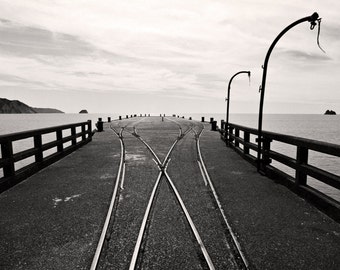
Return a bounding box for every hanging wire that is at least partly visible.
[311,17,325,53]
[316,18,326,53]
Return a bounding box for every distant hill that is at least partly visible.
[0,98,64,114]
[33,107,64,113]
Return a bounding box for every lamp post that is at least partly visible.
[257,12,321,172]
[225,71,251,145]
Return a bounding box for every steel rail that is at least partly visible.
[163,170,215,270]
[129,171,163,270]
[194,127,249,269]
[129,119,215,270]
[90,125,125,270]
[90,117,150,269]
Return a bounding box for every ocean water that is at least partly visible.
[0,113,339,201]
[184,113,340,201]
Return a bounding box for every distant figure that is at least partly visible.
[324,110,336,115]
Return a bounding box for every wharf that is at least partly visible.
[0,116,339,270]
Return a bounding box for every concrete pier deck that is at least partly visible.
[0,116,339,270]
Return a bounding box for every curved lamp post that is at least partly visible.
[225,71,251,145]
[257,12,321,172]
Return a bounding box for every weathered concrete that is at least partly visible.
[0,116,339,270]
[0,127,121,269]
[200,125,340,270]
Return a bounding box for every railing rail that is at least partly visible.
[0,120,92,193]
[223,122,340,222]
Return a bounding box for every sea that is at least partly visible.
[0,113,339,201]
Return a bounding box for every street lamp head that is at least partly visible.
[309,12,319,22]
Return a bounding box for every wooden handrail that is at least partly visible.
[224,122,340,222]
[0,120,93,193]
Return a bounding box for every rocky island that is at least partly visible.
[324,110,336,115]
[0,98,64,114]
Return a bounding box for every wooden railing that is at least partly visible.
[0,121,93,193]
[222,122,340,222]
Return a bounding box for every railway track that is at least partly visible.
[90,116,249,269]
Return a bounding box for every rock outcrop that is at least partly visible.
[324,110,336,115]
[0,98,64,113]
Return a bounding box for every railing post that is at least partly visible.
[34,134,43,162]
[201,117,205,122]
[1,141,15,178]
[220,120,225,131]
[82,124,86,140]
[211,121,217,131]
[56,130,63,152]
[71,126,76,146]
[228,126,234,146]
[261,137,272,172]
[235,128,240,148]
[96,118,103,132]
[244,131,250,155]
[87,120,92,141]
[296,146,308,188]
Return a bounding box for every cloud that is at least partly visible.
[279,49,332,61]
[0,19,96,58]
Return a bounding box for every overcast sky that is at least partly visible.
[0,0,339,114]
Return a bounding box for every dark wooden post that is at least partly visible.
[261,137,272,172]
[244,131,250,155]
[211,121,217,131]
[220,120,225,130]
[296,146,308,188]
[201,117,205,122]
[96,118,103,132]
[228,126,234,146]
[210,117,214,123]
[71,126,76,146]
[235,128,240,148]
[87,120,92,141]
[56,130,63,152]
[81,124,86,140]
[1,141,15,178]
[34,134,43,162]
[108,117,111,122]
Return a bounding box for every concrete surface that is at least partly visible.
[0,128,121,269]
[200,125,340,270]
